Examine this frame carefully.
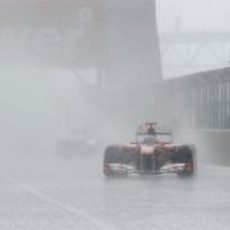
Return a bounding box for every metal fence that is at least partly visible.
[155,67,230,129]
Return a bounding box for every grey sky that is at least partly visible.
[156,0,230,32]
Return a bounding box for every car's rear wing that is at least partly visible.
[136,131,173,136]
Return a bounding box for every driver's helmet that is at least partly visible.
[147,125,156,135]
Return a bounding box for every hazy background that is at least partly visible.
[157,0,230,77]
[1,0,230,155]
[157,0,230,32]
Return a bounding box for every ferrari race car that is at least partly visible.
[103,123,196,177]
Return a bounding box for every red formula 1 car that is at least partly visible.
[103,123,196,177]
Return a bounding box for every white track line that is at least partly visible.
[0,175,117,230]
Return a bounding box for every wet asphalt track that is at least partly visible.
[0,150,230,230]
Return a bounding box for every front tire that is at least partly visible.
[172,145,195,177]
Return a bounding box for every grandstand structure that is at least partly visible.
[0,0,162,87]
